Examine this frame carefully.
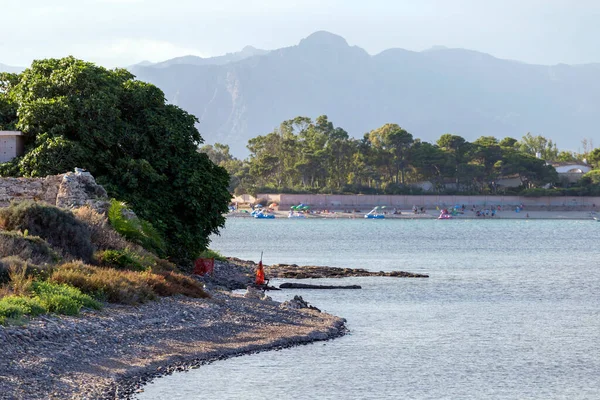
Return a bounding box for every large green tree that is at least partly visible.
[368,123,414,184]
[0,57,230,262]
[518,132,559,161]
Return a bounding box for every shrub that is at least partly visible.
[142,271,209,298]
[0,256,53,285]
[31,280,101,315]
[0,295,46,325]
[73,206,128,251]
[108,200,165,256]
[50,262,156,305]
[49,262,207,303]
[197,249,226,262]
[159,271,209,298]
[0,231,60,265]
[0,201,94,262]
[152,257,179,273]
[4,263,35,296]
[96,249,144,271]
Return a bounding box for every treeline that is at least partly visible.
[201,115,600,196]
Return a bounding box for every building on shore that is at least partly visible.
[551,162,592,183]
[0,131,24,163]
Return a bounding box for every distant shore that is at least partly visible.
[229,208,599,220]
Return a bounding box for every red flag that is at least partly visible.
[255,260,265,285]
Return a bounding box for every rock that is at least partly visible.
[279,296,321,312]
[0,168,110,213]
[260,294,272,301]
[243,286,263,299]
[279,283,361,289]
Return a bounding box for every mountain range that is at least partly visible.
[130,31,600,156]
[4,32,600,157]
[0,63,23,73]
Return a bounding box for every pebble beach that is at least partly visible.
[0,268,346,400]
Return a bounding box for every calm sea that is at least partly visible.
[138,218,600,399]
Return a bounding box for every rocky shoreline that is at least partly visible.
[0,291,346,400]
[1,258,423,399]
[219,258,429,281]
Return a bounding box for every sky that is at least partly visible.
[2,0,600,68]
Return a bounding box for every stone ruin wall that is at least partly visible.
[0,169,109,212]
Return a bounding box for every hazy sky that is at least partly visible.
[2,0,600,68]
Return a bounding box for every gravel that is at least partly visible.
[0,290,346,400]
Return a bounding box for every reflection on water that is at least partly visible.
[137,219,600,399]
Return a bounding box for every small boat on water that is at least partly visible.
[251,209,275,219]
[254,212,275,219]
[438,209,452,220]
[364,207,385,219]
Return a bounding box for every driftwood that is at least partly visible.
[279,282,361,290]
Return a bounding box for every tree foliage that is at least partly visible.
[0,57,230,261]
[207,115,599,195]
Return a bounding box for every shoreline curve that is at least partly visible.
[0,292,346,400]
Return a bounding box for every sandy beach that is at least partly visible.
[231,208,599,220]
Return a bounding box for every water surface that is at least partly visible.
[138,219,600,399]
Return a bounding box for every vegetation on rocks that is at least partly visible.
[0,231,60,269]
[0,201,94,262]
[107,199,165,257]
[0,201,208,325]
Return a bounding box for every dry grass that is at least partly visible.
[7,264,34,296]
[73,206,128,251]
[145,271,210,298]
[50,262,209,305]
[50,262,156,305]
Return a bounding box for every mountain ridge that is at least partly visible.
[4,32,598,157]
[0,63,24,73]
[131,31,599,157]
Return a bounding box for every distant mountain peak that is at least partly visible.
[299,31,349,48]
[0,63,24,73]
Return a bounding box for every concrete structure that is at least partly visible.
[233,193,600,211]
[552,163,592,174]
[552,162,592,183]
[0,131,24,163]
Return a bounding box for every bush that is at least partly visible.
[152,257,179,273]
[96,249,144,271]
[0,231,60,266]
[31,280,101,315]
[50,262,156,305]
[50,262,207,304]
[0,256,54,285]
[197,249,226,262]
[143,271,209,298]
[6,263,34,295]
[108,200,165,256]
[0,295,46,325]
[73,206,128,251]
[0,201,94,262]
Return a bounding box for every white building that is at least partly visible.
[551,162,592,183]
[0,131,24,163]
